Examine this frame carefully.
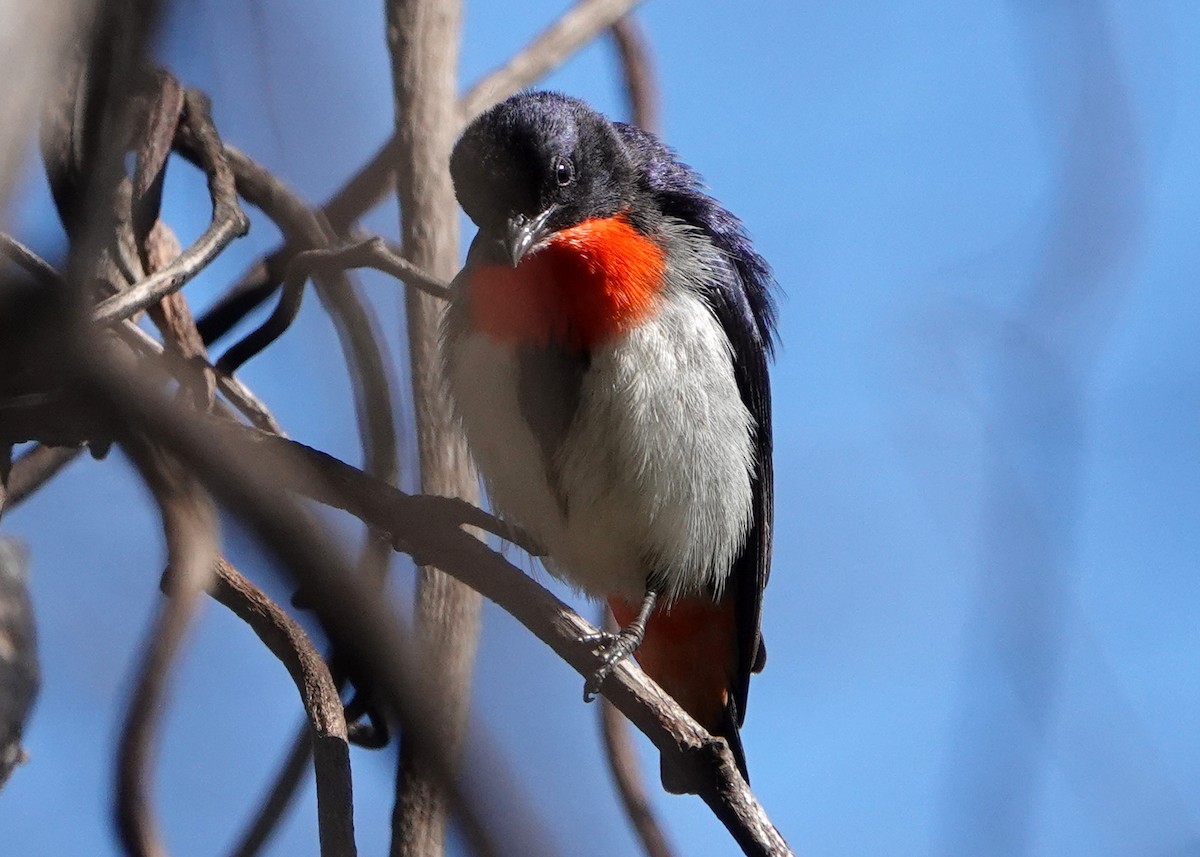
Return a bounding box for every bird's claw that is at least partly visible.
[578,630,618,648]
[581,629,640,702]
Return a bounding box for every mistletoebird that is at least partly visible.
[443,91,776,790]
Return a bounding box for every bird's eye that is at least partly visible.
[554,156,574,186]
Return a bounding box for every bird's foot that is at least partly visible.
[580,589,659,702]
[581,629,641,702]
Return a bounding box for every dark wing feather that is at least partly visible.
[615,123,777,724]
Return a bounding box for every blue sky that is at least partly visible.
[2,1,1199,855]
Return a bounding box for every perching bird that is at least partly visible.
[443,91,776,791]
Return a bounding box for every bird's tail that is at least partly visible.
[608,594,749,793]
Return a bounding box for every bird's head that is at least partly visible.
[451,92,638,267]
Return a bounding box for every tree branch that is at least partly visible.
[2,445,82,511]
[210,557,356,857]
[385,1,480,854]
[123,413,792,856]
[610,16,659,134]
[93,89,249,324]
[0,538,38,791]
[598,608,677,857]
[459,0,643,123]
[69,345,516,857]
[228,724,313,857]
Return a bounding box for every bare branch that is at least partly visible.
[0,0,87,210]
[142,223,219,411]
[69,345,514,857]
[0,233,64,287]
[598,608,678,857]
[210,557,355,857]
[3,445,81,510]
[610,16,659,134]
[0,538,38,791]
[228,724,312,857]
[345,238,451,300]
[386,1,481,853]
[137,414,790,856]
[94,90,249,324]
[459,0,644,123]
[217,240,448,375]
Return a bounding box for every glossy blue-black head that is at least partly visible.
[451,92,638,265]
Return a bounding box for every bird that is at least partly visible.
[442,91,776,791]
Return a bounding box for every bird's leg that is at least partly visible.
[581,588,658,702]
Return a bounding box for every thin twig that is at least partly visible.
[93,90,249,324]
[217,240,448,374]
[141,222,218,410]
[348,238,451,300]
[210,557,356,857]
[598,608,678,857]
[228,724,313,857]
[2,445,81,510]
[610,16,660,134]
[458,0,644,123]
[0,233,64,287]
[215,249,318,374]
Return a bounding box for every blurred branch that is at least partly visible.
[598,606,678,857]
[610,16,659,134]
[228,725,313,857]
[116,439,219,857]
[458,0,643,123]
[385,1,479,854]
[69,344,518,857]
[1,233,279,480]
[3,445,82,511]
[0,538,38,791]
[0,233,65,286]
[210,557,355,857]
[941,7,1146,856]
[0,0,89,211]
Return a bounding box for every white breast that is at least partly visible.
[445,290,754,603]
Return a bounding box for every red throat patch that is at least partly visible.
[467,214,667,351]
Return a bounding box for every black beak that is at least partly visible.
[503,208,555,267]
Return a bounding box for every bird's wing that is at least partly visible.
[615,123,777,723]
